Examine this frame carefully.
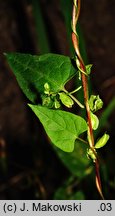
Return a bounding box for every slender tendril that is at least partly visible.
[72,0,104,199]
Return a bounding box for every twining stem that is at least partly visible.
[72,0,104,199]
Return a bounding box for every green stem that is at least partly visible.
[69,94,84,108]
[69,86,82,94]
[76,137,88,144]
[63,88,84,108]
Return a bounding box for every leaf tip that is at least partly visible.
[28,104,34,111]
[3,52,12,60]
[28,103,32,108]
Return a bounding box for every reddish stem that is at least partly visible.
[72,0,104,199]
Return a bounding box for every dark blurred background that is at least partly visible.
[0,0,115,199]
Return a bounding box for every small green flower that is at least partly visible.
[94,95,103,111]
[44,83,50,95]
[95,133,110,149]
[87,148,97,162]
[42,95,53,108]
[90,112,99,130]
[85,64,93,75]
[54,98,61,109]
[59,92,74,108]
[89,95,103,112]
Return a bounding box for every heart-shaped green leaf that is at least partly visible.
[5,53,76,103]
[28,105,87,152]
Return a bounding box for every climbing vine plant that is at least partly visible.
[5,0,109,199]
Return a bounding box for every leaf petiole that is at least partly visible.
[76,137,88,145]
[69,86,82,94]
